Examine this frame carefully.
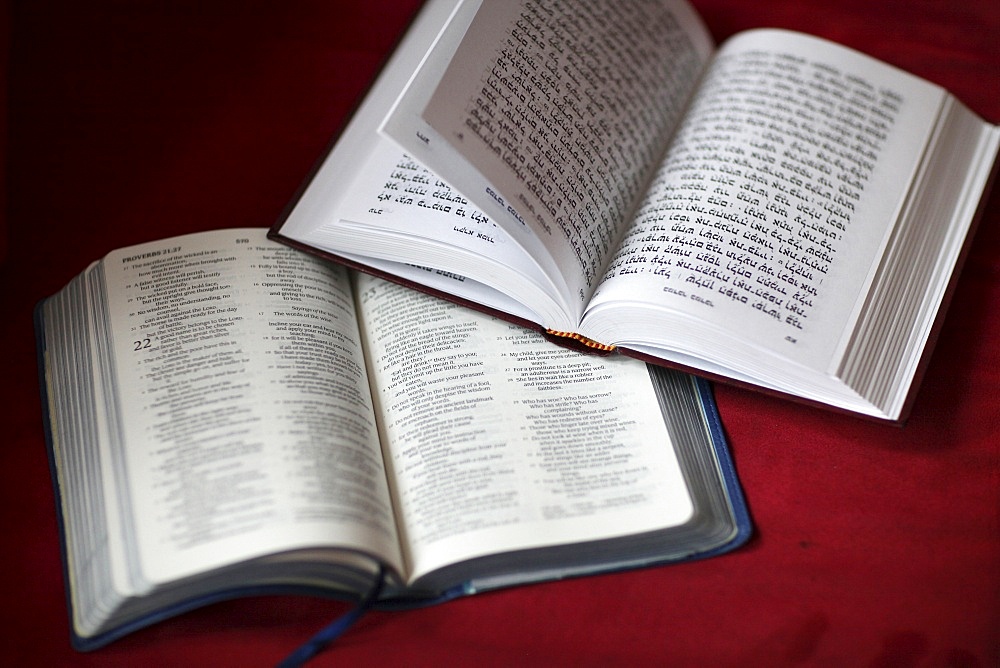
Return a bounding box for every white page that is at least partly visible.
[355,274,692,582]
[276,0,572,327]
[103,229,403,584]
[583,29,947,376]
[385,0,714,322]
[305,139,570,326]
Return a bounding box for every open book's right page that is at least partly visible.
[353,273,698,587]
[582,30,957,391]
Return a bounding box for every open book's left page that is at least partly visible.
[275,0,716,331]
[41,229,405,628]
[389,0,714,324]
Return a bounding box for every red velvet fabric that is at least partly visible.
[3,1,998,665]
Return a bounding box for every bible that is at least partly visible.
[270,0,1000,422]
[35,228,749,650]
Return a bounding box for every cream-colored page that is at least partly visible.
[104,229,403,585]
[355,273,692,582]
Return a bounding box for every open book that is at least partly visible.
[270,0,1000,422]
[35,228,749,650]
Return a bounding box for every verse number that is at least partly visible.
[133,338,151,351]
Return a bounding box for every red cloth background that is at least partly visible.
[3,1,998,665]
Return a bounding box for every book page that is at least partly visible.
[354,273,693,583]
[386,0,714,319]
[102,229,403,585]
[331,149,503,262]
[304,140,572,326]
[272,0,574,327]
[584,30,947,374]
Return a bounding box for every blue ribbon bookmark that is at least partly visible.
[277,564,387,667]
